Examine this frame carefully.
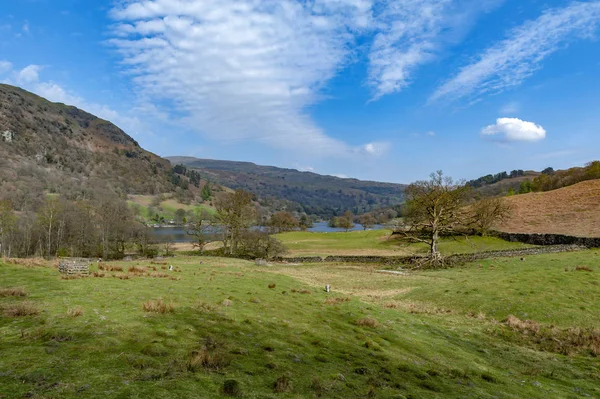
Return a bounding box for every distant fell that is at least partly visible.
[167,157,406,218]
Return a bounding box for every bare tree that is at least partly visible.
[338,210,355,232]
[0,201,16,257]
[470,197,511,236]
[38,196,64,257]
[186,210,216,253]
[358,214,376,230]
[398,171,469,265]
[214,190,257,255]
[267,211,299,234]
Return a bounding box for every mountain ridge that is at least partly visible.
[0,84,182,208]
[167,156,407,218]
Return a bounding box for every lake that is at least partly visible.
[151,222,386,243]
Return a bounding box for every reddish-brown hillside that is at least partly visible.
[495,179,600,237]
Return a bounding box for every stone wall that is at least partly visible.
[273,245,587,266]
[58,259,90,275]
[491,231,600,248]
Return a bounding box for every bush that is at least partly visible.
[235,231,288,259]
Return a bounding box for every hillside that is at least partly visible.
[495,179,600,237]
[0,84,179,208]
[168,157,406,217]
[471,172,540,197]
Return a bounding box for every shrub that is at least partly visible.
[0,287,27,297]
[235,231,288,259]
[268,283,276,289]
[142,299,174,314]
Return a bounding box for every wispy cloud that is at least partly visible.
[108,0,497,157]
[499,101,520,115]
[368,0,500,100]
[109,0,379,158]
[431,1,600,103]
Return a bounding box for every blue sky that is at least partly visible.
[1,0,600,183]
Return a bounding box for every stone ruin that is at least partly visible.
[58,259,91,275]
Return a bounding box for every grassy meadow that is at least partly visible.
[276,230,535,256]
[1,251,599,398]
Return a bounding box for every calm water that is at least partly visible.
[151,222,385,243]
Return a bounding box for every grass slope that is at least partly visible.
[1,254,599,398]
[497,179,600,237]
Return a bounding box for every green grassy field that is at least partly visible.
[276,230,535,256]
[1,253,599,398]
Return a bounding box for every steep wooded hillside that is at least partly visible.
[0,84,178,209]
[168,157,406,218]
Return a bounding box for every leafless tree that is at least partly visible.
[398,171,469,266]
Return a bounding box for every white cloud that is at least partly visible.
[17,65,42,84]
[481,117,546,142]
[22,22,30,33]
[109,0,494,157]
[0,60,12,75]
[431,1,600,102]
[109,0,377,158]
[368,0,501,100]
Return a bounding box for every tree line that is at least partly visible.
[508,161,600,195]
[0,194,156,259]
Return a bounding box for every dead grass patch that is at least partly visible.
[383,300,455,315]
[355,317,379,328]
[61,274,87,280]
[273,376,292,393]
[142,299,175,314]
[0,287,27,297]
[118,275,130,280]
[325,297,351,305]
[268,283,276,289]
[67,307,84,317]
[504,315,600,356]
[92,272,105,278]
[3,301,40,317]
[5,258,54,268]
[198,302,219,313]
[575,266,593,272]
[221,299,233,307]
[291,288,312,294]
[128,266,147,274]
[99,264,123,272]
[187,349,230,371]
